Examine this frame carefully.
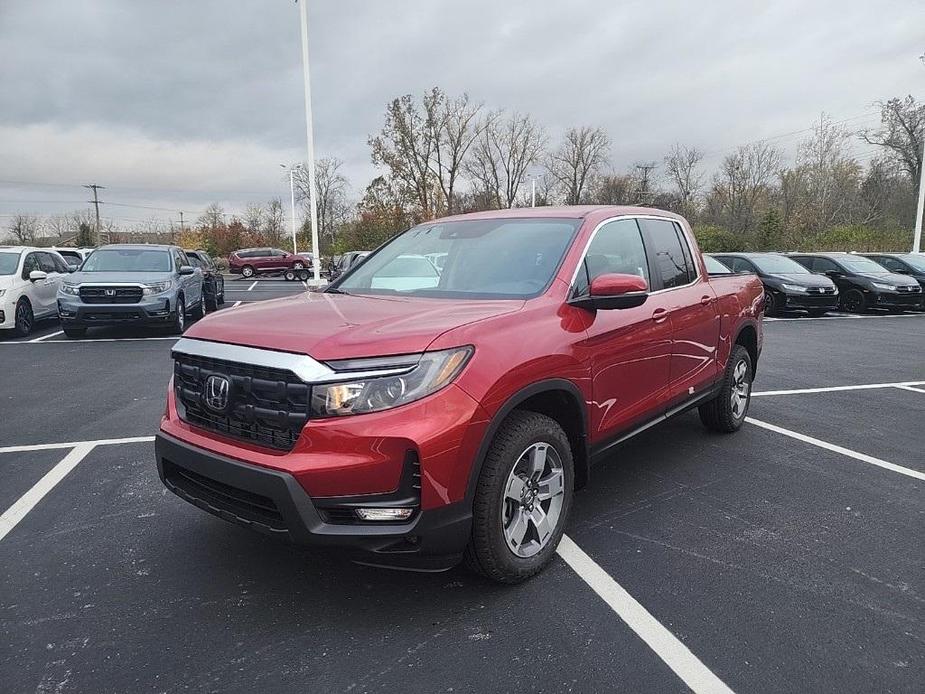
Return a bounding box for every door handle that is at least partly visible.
[651,308,669,323]
[700,295,713,306]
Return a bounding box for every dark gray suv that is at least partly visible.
[57,244,204,338]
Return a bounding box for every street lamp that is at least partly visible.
[281,163,302,255]
[914,50,925,253]
[296,0,322,283]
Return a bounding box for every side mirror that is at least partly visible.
[179,265,195,276]
[67,266,78,273]
[29,270,48,282]
[571,273,649,311]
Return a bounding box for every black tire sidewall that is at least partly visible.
[468,411,574,583]
[14,299,33,337]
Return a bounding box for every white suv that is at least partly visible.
[0,246,71,337]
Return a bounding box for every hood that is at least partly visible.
[66,271,174,284]
[766,273,834,287]
[854,271,919,287]
[185,291,525,360]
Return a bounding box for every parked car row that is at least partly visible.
[706,251,924,315]
[0,244,225,338]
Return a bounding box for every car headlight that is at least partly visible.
[60,283,80,296]
[780,284,808,292]
[310,346,473,417]
[871,282,897,291]
[142,280,173,295]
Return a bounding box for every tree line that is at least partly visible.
[6,93,922,257]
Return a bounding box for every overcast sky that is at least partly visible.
[1,0,923,227]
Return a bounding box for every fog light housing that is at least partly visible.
[355,508,414,522]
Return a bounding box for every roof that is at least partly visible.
[0,245,65,253]
[97,244,174,250]
[433,205,683,223]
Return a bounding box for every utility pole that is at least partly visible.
[83,184,105,246]
[179,211,185,233]
[633,163,657,206]
[296,0,321,283]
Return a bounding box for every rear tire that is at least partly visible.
[464,411,574,584]
[241,265,255,279]
[699,345,753,433]
[63,326,86,338]
[284,269,296,281]
[12,298,33,337]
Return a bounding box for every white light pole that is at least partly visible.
[281,163,301,255]
[531,178,536,208]
[297,0,322,283]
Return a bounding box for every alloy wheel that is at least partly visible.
[730,359,751,420]
[501,442,566,558]
[16,302,33,334]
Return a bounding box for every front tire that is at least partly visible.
[764,290,780,316]
[699,344,753,433]
[13,298,34,337]
[171,296,186,335]
[293,261,305,270]
[841,289,866,313]
[464,411,574,584]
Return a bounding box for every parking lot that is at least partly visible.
[1,275,923,693]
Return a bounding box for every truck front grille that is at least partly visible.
[173,353,310,451]
[79,285,144,303]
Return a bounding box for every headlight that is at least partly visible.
[142,280,173,295]
[871,282,897,291]
[780,284,808,292]
[310,346,473,417]
[60,283,80,296]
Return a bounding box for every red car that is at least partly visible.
[157,207,763,582]
[228,247,313,278]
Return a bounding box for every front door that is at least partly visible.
[571,218,674,440]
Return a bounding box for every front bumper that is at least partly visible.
[868,290,923,309]
[778,292,839,310]
[57,295,177,327]
[156,432,471,570]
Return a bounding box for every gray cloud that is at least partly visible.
[1,0,922,223]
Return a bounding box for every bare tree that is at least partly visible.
[546,126,611,204]
[7,214,39,244]
[466,111,546,208]
[664,144,704,215]
[197,203,225,229]
[797,113,861,232]
[242,204,264,234]
[861,96,925,185]
[427,91,485,214]
[294,157,351,240]
[264,198,285,246]
[709,143,782,233]
[369,92,439,218]
[591,174,636,205]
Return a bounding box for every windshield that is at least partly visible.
[838,256,890,273]
[899,255,925,272]
[81,248,172,272]
[750,254,811,274]
[334,218,581,299]
[704,255,732,274]
[0,252,21,275]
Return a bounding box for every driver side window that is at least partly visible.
[574,219,649,296]
[21,253,40,280]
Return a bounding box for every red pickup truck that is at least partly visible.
[156,206,763,583]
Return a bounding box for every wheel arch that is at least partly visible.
[465,379,590,504]
[733,322,759,375]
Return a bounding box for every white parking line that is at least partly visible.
[247,281,258,291]
[232,301,242,308]
[0,435,155,454]
[764,312,924,322]
[745,418,925,481]
[752,380,925,397]
[302,281,308,289]
[28,330,64,342]
[894,384,925,394]
[0,443,95,542]
[557,535,734,694]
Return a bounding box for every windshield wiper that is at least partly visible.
[325,287,350,295]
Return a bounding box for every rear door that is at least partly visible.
[574,217,674,438]
[638,218,720,405]
[34,252,63,316]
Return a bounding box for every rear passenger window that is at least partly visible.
[731,258,755,274]
[638,219,694,289]
[812,258,840,273]
[37,253,59,273]
[574,219,649,296]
